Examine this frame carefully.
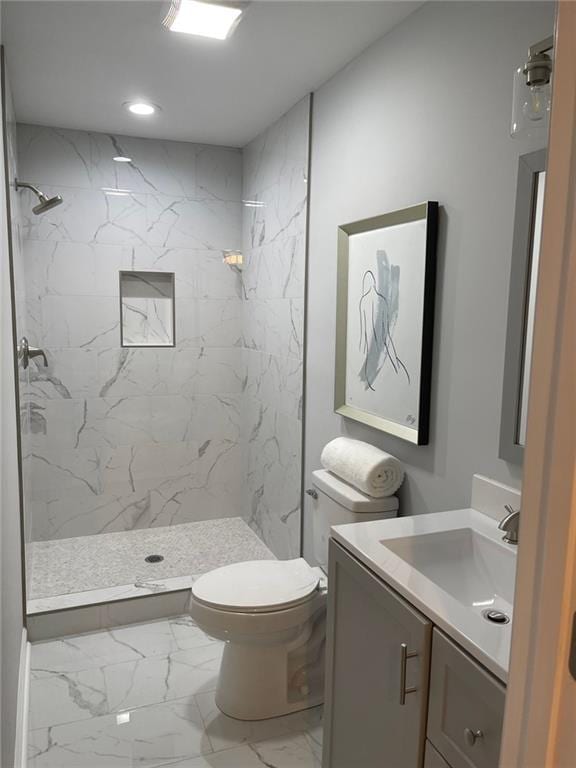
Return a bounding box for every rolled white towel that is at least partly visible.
[320,437,404,498]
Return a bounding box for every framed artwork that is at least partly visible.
[334,202,438,445]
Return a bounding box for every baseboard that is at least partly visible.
[13,628,30,768]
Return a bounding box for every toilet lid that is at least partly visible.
[192,558,320,613]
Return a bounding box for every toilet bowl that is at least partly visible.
[189,558,327,721]
[189,468,399,721]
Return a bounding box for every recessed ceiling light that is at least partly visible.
[125,102,158,117]
[113,156,132,163]
[163,0,243,41]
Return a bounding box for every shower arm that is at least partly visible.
[14,179,44,197]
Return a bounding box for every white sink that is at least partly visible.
[381,527,515,610]
[331,508,518,682]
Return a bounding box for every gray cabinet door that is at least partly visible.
[427,630,505,768]
[424,742,452,768]
[323,539,432,768]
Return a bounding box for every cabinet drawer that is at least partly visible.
[427,630,505,768]
[424,741,451,768]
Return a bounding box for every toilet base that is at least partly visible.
[214,611,326,721]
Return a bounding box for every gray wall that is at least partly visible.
[242,97,310,558]
[0,46,25,768]
[303,1,554,561]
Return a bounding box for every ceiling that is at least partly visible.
[2,0,421,147]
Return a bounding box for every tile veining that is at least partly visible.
[28,616,322,767]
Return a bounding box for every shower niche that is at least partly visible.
[120,270,175,347]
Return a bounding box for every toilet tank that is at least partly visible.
[309,469,399,571]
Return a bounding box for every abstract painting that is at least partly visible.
[335,202,438,444]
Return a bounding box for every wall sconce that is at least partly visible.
[223,250,243,270]
[511,35,553,138]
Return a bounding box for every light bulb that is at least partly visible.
[523,84,550,123]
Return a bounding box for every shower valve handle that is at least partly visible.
[18,337,48,369]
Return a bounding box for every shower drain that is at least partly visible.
[145,554,164,564]
[482,609,510,625]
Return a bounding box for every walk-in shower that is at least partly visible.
[10,98,310,637]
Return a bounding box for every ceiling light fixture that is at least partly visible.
[113,156,132,163]
[163,0,244,41]
[125,102,158,117]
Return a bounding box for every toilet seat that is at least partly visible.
[192,558,320,613]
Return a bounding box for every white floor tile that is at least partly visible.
[31,630,145,674]
[169,616,221,651]
[249,732,322,767]
[162,745,264,768]
[28,616,324,767]
[28,696,211,768]
[196,690,322,755]
[29,668,108,728]
[104,644,224,711]
[109,620,179,659]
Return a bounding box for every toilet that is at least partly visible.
[189,468,399,720]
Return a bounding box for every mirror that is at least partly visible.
[500,150,546,464]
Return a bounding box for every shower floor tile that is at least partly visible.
[27,517,274,604]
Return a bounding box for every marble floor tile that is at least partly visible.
[28,696,211,768]
[109,620,179,660]
[31,630,146,674]
[104,644,224,711]
[28,617,323,767]
[248,732,322,768]
[196,690,322,755]
[163,745,265,768]
[168,615,222,652]
[29,667,108,729]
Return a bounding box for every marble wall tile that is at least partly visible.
[95,349,246,399]
[41,296,120,349]
[17,124,245,542]
[242,297,304,358]
[196,145,243,202]
[29,440,245,540]
[146,195,241,251]
[20,187,148,246]
[240,97,310,558]
[177,298,243,348]
[242,170,308,250]
[244,349,302,422]
[125,247,243,299]
[18,123,242,199]
[242,97,310,201]
[23,240,129,300]
[243,234,305,300]
[17,109,308,555]
[244,398,302,559]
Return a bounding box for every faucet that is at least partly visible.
[498,505,520,545]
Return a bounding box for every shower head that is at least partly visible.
[15,179,63,215]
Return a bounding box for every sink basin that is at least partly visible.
[381,527,515,610]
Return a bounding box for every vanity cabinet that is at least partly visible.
[323,540,506,768]
[427,631,505,768]
[323,539,432,768]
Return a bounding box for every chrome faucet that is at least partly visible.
[498,505,520,545]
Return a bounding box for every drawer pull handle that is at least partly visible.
[464,728,484,747]
[399,642,418,705]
